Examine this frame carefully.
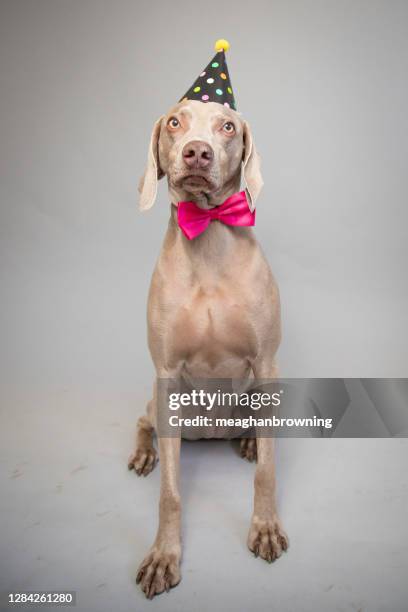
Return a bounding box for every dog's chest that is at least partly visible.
[169,280,258,373]
[148,227,278,376]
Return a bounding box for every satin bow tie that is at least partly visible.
[177,190,255,240]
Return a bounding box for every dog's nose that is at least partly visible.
[182,141,214,169]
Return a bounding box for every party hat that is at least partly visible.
[179,39,236,110]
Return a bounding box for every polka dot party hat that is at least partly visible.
[179,39,236,110]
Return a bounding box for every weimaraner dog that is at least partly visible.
[129,99,288,598]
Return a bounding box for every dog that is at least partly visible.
[128,99,289,598]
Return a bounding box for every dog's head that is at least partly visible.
[139,100,263,212]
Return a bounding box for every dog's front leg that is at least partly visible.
[247,437,289,562]
[247,359,289,562]
[136,435,181,598]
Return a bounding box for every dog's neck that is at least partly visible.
[166,175,255,273]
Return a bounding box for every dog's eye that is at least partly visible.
[167,117,180,129]
[222,121,235,134]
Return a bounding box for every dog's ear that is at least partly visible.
[139,116,165,211]
[242,121,264,212]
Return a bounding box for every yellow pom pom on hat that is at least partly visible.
[179,39,236,109]
[214,38,230,52]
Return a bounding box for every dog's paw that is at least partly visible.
[240,438,257,462]
[136,546,181,599]
[128,447,158,476]
[247,515,289,563]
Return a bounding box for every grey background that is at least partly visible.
[1,1,408,611]
[1,0,408,389]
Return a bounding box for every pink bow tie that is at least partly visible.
[177,190,255,240]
